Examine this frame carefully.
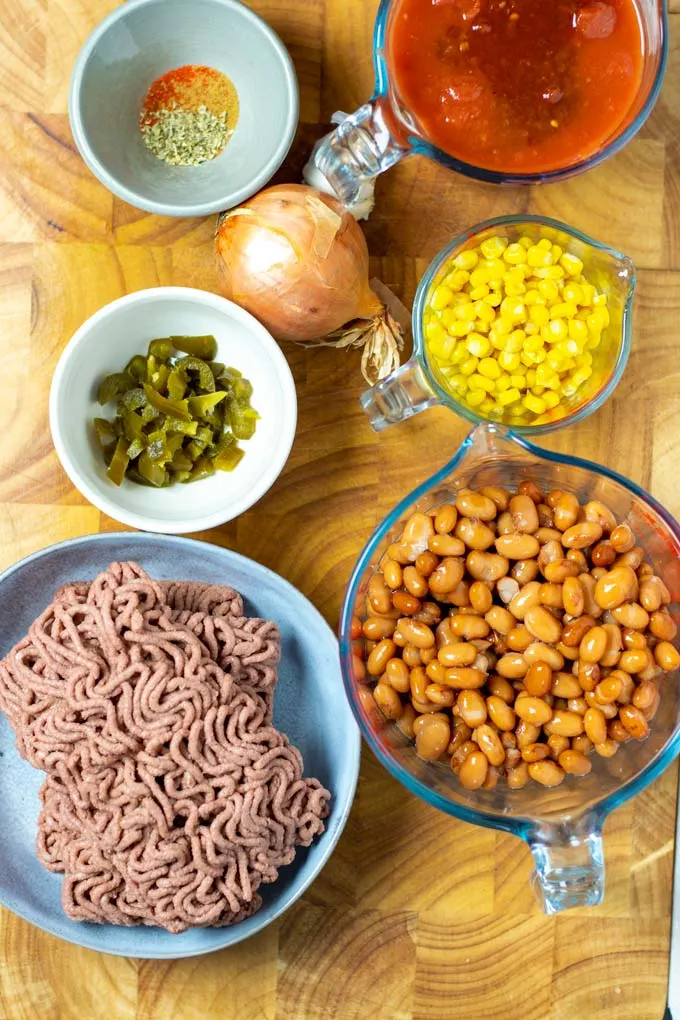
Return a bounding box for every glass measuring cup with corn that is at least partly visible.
[361,216,635,433]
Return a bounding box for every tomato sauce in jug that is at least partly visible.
[388,0,644,174]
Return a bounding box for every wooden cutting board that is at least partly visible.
[0,1,677,1018]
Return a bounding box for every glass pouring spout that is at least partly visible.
[304,103,408,219]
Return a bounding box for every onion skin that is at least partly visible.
[215,184,383,342]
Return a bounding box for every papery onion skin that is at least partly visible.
[215,184,383,342]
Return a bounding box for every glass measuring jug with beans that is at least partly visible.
[340,425,680,913]
[307,0,667,209]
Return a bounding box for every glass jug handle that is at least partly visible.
[303,101,409,218]
[527,815,605,914]
[360,357,440,431]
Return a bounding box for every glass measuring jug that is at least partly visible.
[308,0,668,210]
[339,424,680,912]
[361,215,635,433]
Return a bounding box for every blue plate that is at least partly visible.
[0,533,360,958]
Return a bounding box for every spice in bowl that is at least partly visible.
[140,64,239,166]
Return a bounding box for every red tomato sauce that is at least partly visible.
[387,0,644,174]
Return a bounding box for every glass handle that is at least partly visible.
[360,357,440,432]
[528,816,605,914]
[303,101,409,218]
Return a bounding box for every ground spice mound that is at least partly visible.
[140,64,240,166]
[0,562,330,933]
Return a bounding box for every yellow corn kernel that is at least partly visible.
[524,323,539,336]
[498,350,521,372]
[537,238,552,251]
[529,305,550,327]
[443,271,469,293]
[489,278,504,291]
[524,335,545,354]
[489,330,507,351]
[510,373,526,389]
[495,373,512,392]
[492,318,512,337]
[585,331,602,350]
[468,374,496,393]
[469,283,490,301]
[429,335,456,361]
[504,279,527,297]
[546,351,564,371]
[537,279,559,303]
[562,367,592,397]
[524,289,543,306]
[449,320,475,337]
[550,302,578,320]
[453,249,478,271]
[474,320,490,334]
[431,285,453,311]
[503,243,527,265]
[568,318,588,342]
[447,373,467,393]
[479,397,496,414]
[527,246,554,268]
[467,333,492,358]
[526,368,537,386]
[496,387,522,406]
[550,244,563,261]
[478,357,502,380]
[520,352,533,368]
[546,318,568,342]
[455,302,477,320]
[475,302,497,324]
[460,356,479,376]
[499,297,526,322]
[579,282,595,306]
[466,389,485,407]
[562,282,583,305]
[587,307,610,331]
[560,252,583,276]
[534,265,566,280]
[507,264,528,282]
[425,321,447,345]
[531,385,546,396]
[483,258,505,281]
[535,363,552,385]
[576,351,593,368]
[483,291,503,307]
[505,329,527,352]
[543,391,560,409]
[469,267,491,288]
[480,236,508,260]
[524,393,547,414]
[440,309,456,330]
[519,236,533,250]
[450,342,468,364]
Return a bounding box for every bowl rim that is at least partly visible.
[48,286,298,534]
[68,0,299,217]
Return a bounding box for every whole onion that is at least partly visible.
[215,184,402,383]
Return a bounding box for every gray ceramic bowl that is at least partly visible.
[0,533,360,958]
[69,0,298,216]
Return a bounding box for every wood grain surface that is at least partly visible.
[0,1,678,1018]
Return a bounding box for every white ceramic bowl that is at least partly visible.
[69,0,298,216]
[49,288,297,533]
